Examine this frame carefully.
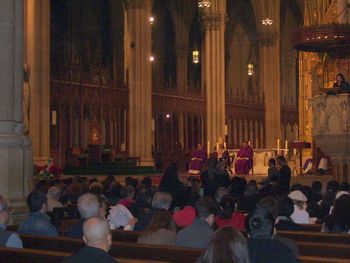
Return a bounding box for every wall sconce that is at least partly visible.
[248,63,254,76]
[192,50,199,64]
[149,16,154,25]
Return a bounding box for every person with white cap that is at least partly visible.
[288,190,310,224]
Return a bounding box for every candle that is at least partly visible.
[207,141,210,155]
[224,142,227,149]
[52,111,57,126]
[293,149,297,155]
[277,139,280,154]
[285,140,288,151]
[248,140,251,146]
[216,142,219,150]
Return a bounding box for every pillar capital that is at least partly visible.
[125,0,152,10]
[200,12,223,31]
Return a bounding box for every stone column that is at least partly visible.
[24,0,50,165]
[125,0,153,165]
[200,0,226,148]
[252,0,281,148]
[0,0,33,217]
[176,43,188,93]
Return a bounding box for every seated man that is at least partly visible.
[234,141,253,176]
[18,191,58,237]
[175,196,216,248]
[0,196,23,248]
[67,193,101,238]
[62,216,116,263]
[188,144,207,175]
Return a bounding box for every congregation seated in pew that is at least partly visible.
[4,165,350,263]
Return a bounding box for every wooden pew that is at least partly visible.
[0,247,168,263]
[20,234,202,263]
[112,229,141,242]
[0,247,68,263]
[300,256,350,263]
[300,224,322,232]
[17,234,350,263]
[296,241,350,259]
[278,230,350,244]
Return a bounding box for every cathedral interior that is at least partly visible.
[1,0,350,213]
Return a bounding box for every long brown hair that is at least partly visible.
[140,210,175,237]
[197,227,250,263]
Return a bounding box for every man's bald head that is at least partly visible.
[83,216,111,251]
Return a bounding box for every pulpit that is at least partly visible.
[310,93,350,181]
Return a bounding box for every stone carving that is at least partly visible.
[200,13,222,31]
[317,102,327,132]
[341,101,349,132]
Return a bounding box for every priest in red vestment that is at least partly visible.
[188,144,207,174]
[234,141,253,175]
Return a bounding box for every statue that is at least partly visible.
[23,63,30,134]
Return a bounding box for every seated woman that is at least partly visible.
[235,141,253,176]
[275,196,304,231]
[137,210,176,245]
[216,143,230,171]
[333,73,350,93]
[197,227,250,263]
[323,194,350,233]
[215,195,246,231]
[288,190,310,224]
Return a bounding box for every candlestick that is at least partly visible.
[293,149,297,155]
[216,142,219,150]
[207,141,210,156]
[277,139,280,155]
[285,140,288,151]
[224,142,227,149]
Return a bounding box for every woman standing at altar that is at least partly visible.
[216,141,230,171]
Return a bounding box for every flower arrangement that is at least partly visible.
[34,159,62,181]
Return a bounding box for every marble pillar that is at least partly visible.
[200,0,226,148]
[24,0,50,165]
[253,0,281,148]
[125,0,153,165]
[0,0,33,220]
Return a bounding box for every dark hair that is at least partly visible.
[276,156,286,163]
[290,183,303,192]
[196,196,217,219]
[336,73,345,83]
[197,227,250,263]
[268,158,276,166]
[301,186,312,202]
[125,177,138,189]
[246,206,275,239]
[219,195,236,219]
[140,210,175,237]
[159,163,179,189]
[141,177,152,188]
[257,196,280,220]
[312,181,322,192]
[27,191,47,212]
[120,185,135,198]
[339,182,350,191]
[278,196,294,217]
[327,180,340,193]
[325,194,350,233]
